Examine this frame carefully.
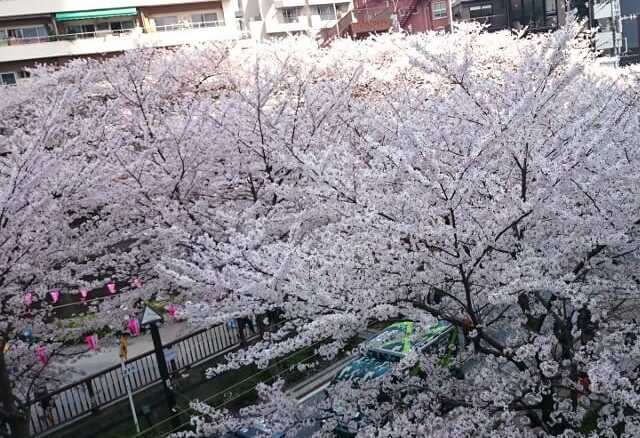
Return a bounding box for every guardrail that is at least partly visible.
[28,320,258,436]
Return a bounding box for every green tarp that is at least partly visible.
[55,8,138,21]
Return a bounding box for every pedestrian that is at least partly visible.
[243,316,256,334]
[35,387,54,427]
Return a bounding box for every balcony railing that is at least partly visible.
[154,20,225,31]
[0,29,136,46]
[0,21,226,46]
[280,15,300,24]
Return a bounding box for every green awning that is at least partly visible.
[55,8,138,21]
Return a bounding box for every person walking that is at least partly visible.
[35,387,55,427]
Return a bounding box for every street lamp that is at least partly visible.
[139,304,181,429]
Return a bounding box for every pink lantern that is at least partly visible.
[36,346,48,364]
[80,289,89,301]
[134,278,143,289]
[85,335,99,350]
[107,282,116,294]
[167,305,176,320]
[24,293,33,306]
[128,319,140,337]
[49,290,60,304]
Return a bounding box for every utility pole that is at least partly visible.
[119,335,140,433]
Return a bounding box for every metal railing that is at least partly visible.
[153,20,225,32]
[0,35,51,45]
[28,320,257,436]
[0,29,136,46]
[0,21,227,47]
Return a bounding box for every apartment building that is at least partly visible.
[0,0,352,83]
[258,0,352,37]
[349,0,452,36]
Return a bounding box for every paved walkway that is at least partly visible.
[66,321,193,377]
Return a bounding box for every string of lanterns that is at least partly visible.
[24,280,127,306]
[13,278,181,357]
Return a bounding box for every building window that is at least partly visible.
[1,26,49,42]
[108,20,135,33]
[86,20,136,35]
[153,16,178,31]
[66,24,97,38]
[511,0,557,28]
[0,72,17,86]
[11,26,49,39]
[316,5,334,20]
[191,12,220,27]
[281,8,300,23]
[469,4,493,17]
[153,13,222,31]
[433,1,448,19]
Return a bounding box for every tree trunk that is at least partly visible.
[540,389,569,435]
[0,349,29,438]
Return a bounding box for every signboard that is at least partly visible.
[140,305,163,327]
[164,348,179,362]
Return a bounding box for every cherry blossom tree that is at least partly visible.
[3,19,639,437]
[163,24,640,436]
[0,61,168,436]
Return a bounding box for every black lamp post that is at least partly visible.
[139,304,181,429]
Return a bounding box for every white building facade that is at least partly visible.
[0,0,350,83]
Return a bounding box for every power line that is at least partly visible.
[131,335,329,438]
[162,350,320,437]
